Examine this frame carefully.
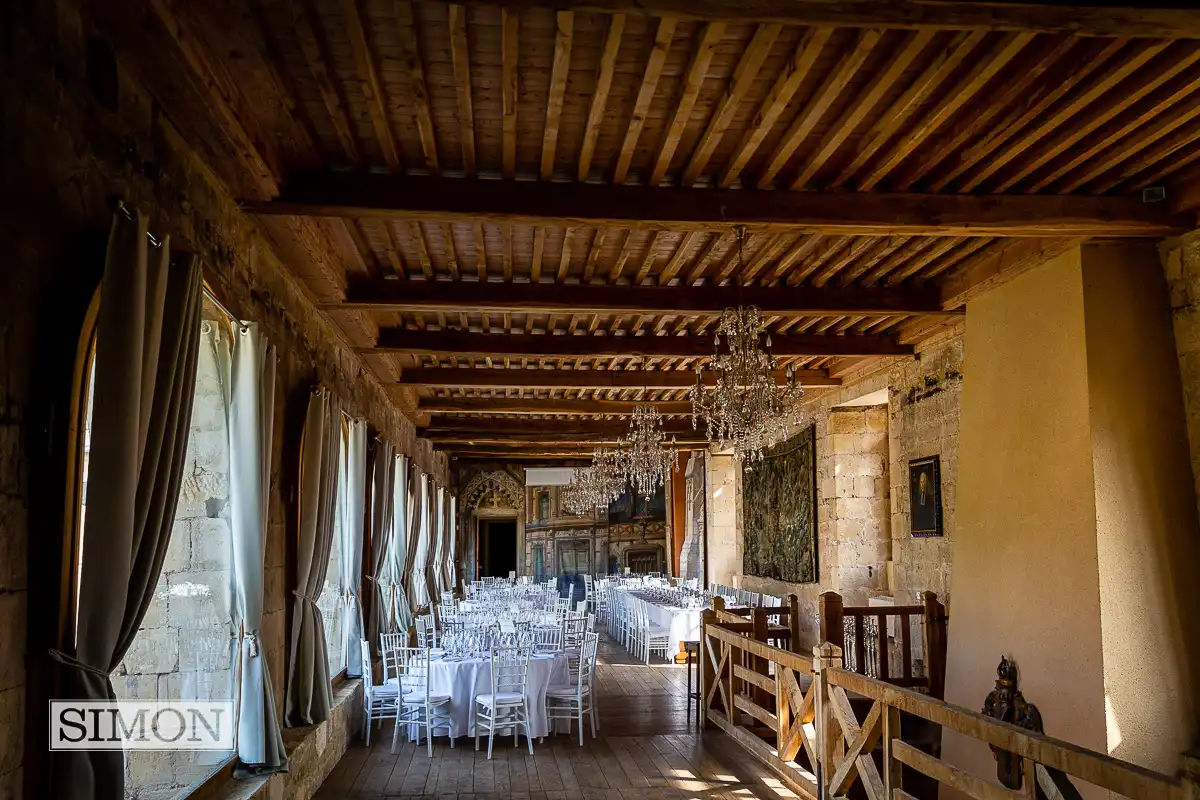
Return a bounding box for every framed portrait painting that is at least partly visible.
[909,455,943,538]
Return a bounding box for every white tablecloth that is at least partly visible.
[628,591,703,644]
[391,652,570,738]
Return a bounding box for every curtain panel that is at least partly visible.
[340,419,367,677]
[410,472,431,608]
[284,389,340,726]
[367,439,395,654]
[430,486,445,599]
[445,496,457,594]
[49,211,203,799]
[227,323,287,774]
[404,466,423,612]
[391,454,413,632]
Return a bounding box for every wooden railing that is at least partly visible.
[701,610,1195,800]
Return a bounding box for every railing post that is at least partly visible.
[713,595,726,613]
[787,593,801,652]
[819,591,844,652]
[752,607,770,708]
[701,608,716,728]
[813,641,843,800]
[922,591,948,700]
[882,704,902,798]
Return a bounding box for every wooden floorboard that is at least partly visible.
[314,634,802,799]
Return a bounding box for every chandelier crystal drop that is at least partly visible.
[690,304,805,468]
[623,403,679,500]
[563,446,625,514]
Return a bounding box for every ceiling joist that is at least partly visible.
[252,173,1187,237]
[397,366,841,390]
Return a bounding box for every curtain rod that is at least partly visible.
[201,286,242,329]
[115,200,164,248]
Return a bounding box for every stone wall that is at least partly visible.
[1162,231,1200,524]
[0,2,446,796]
[739,331,963,645]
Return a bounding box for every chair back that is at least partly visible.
[578,632,599,694]
[563,614,588,648]
[394,646,432,698]
[490,646,532,695]
[380,631,406,680]
[359,638,375,690]
[585,612,595,632]
[417,613,437,649]
[532,625,562,653]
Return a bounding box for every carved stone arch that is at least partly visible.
[461,470,525,513]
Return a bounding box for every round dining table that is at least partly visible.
[391,650,571,739]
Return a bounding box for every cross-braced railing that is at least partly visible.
[700,608,1194,800]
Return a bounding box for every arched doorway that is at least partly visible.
[460,470,525,581]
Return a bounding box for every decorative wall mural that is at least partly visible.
[742,425,818,583]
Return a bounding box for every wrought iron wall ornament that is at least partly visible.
[982,656,1043,789]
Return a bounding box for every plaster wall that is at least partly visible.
[706,454,740,587]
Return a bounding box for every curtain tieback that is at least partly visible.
[244,632,260,657]
[48,648,112,679]
[292,589,319,604]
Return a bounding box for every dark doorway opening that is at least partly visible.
[480,520,517,579]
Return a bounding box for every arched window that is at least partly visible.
[67,289,241,796]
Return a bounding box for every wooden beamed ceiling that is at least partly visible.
[85,0,1200,460]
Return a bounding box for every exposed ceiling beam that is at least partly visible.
[398,366,841,389]
[423,418,699,436]
[249,173,1186,238]
[427,431,709,445]
[447,449,593,462]
[331,280,956,316]
[472,1,1200,38]
[367,329,916,358]
[419,397,695,415]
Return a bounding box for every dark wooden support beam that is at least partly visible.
[423,418,698,436]
[467,1,1200,38]
[249,173,1187,238]
[399,366,841,389]
[449,450,592,463]
[427,431,709,445]
[419,397,695,415]
[368,329,916,358]
[330,279,956,316]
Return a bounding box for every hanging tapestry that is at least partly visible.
[742,425,818,583]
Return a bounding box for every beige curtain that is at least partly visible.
[405,467,424,611]
[367,439,395,654]
[50,211,203,799]
[284,388,341,726]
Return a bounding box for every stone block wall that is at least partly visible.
[1162,231,1200,524]
[739,331,962,645]
[0,2,447,797]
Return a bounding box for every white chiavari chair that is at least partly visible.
[545,632,598,746]
[379,632,407,683]
[390,646,453,756]
[474,647,534,759]
[531,625,562,653]
[360,639,399,746]
[416,613,437,649]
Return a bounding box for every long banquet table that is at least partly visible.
[625,589,704,646]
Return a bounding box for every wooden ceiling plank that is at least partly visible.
[291,0,361,165]
[739,234,793,284]
[531,226,546,282]
[790,29,935,190]
[410,221,435,279]
[769,234,826,282]
[341,0,401,170]
[911,236,994,282]
[1092,118,1200,193]
[441,223,460,280]
[857,32,1036,191]
[448,4,477,177]
[717,26,830,189]
[684,232,731,285]
[259,172,1189,237]
[503,223,514,282]
[786,236,851,286]
[459,1,1200,38]
[883,237,961,285]
[658,231,703,286]
[1049,76,1200,193]
[930,38,1127,192]
[473,222,488,280]
[650,21,729,186]
[395,0,439,174]
[613,17,679,184]
[371,328,916,358]
[609,230,638,282]
[541,11,576,181]
[809,237,878,287]
[422,397,700,415]
[578,14,627,182]
[583,228,608,282]
[635,231,668,283]
[966,41,1172,192]
[837,235,909,286]
[557,227,575,282]
[831,30,986,189]
[858,236,937,286]
[895,36,1078,191]
[757,28,884,189]
[501,8,519,179]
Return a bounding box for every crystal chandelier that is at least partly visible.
[563,446,625,513]
[623,403,679,499]
[690,305,805,469]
